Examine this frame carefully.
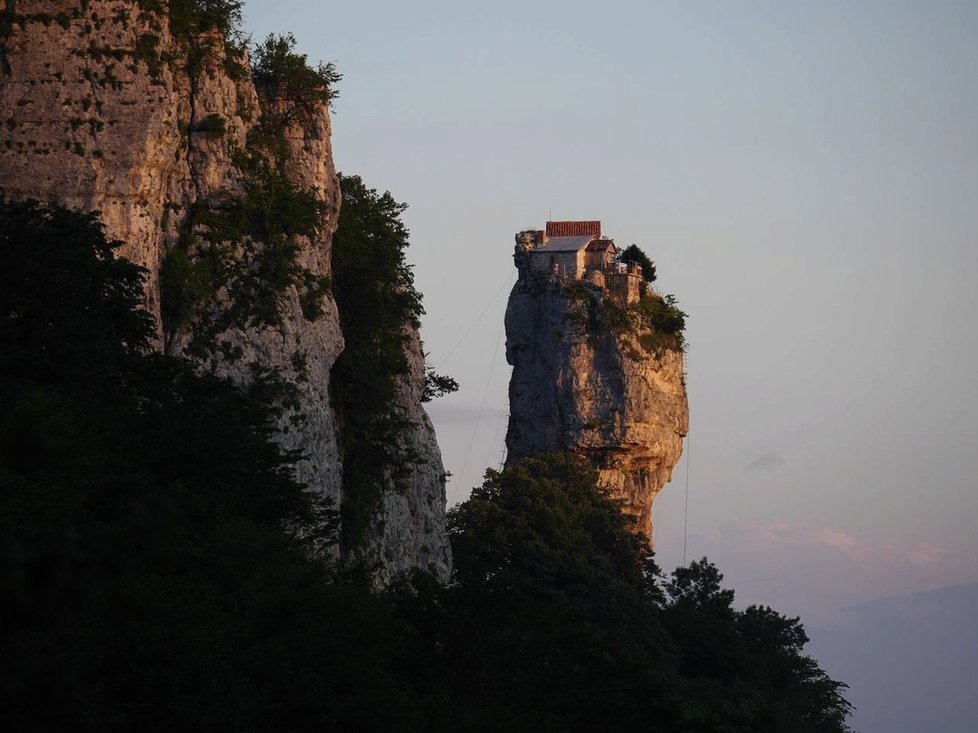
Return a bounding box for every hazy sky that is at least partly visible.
[246,0,978,635]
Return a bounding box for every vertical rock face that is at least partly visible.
[505,241,689,542]
[0,0,190,321]
[361,325,452,585]
[0,0,450,581]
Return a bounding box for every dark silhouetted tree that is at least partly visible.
[619,243,657,282]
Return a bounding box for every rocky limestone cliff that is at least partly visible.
[505,243,689,542]
[360,324,452,586]
[0,0,450,581]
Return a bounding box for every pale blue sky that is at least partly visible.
[247,0,977,639]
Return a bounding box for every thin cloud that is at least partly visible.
[666,520,978,627]
[908,542,949,567]
[744,453,784,473]
[426,403,507,424]
[809,527,866,555]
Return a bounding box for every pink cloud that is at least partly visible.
[808,527,865,554]
[908,541,949,567]
[655,521,978,628]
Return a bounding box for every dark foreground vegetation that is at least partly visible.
[0,198,852,731]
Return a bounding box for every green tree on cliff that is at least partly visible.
[330,174,455,548]
[161,0,245,45]
[252,32,341,120]
[620,243,657,282]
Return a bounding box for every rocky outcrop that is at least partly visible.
[505,254,689,542]
[0,0,450,581]
[0,0,190,322]
[361,325,452,585]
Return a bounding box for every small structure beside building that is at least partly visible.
[514,220,643,306]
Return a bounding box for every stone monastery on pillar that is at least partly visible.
[514,220,644,306]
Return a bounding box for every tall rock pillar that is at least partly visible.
[505,224,689,542]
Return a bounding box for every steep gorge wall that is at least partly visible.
[363,325,453,586]
[0,0,450,580]
[505,262,689,541]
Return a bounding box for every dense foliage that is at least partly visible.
[159,27,338,346]
[134,0,244,47]
[614,246,687,352]
[252,33,341,122]
[0,199,374,731]
[0,199,153,385]
[165,0,244,42]
[132,0,249,80]
[330,174,452,547]
[563,278,688,355]
[439,455,853,731]
[637,290,687,354]
[620,243,657,282]
[0,199,851,731]
[163,155,330,338]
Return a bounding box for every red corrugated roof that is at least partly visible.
[585,239,616,252]
[546,220,601,238]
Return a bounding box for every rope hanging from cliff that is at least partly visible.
[485,407,509,473]
[451,312,507,506]
[683,433,691,566]
[436,271,515,369]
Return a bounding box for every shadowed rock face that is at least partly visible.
[0,0,450,582]
[362,324,453,586]
[504,266,688,542]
